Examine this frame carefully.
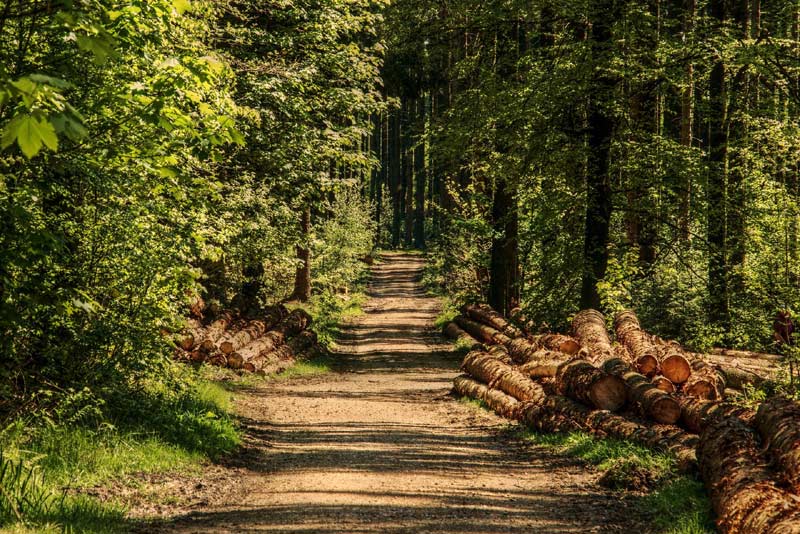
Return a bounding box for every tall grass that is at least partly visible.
[0,371,240,533]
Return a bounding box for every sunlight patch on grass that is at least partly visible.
[458,396,489,411]
[518,429,714,534]
[0,374,241,533]
[272,359,332,380]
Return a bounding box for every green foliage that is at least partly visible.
[0,0,385,419]
[0,369,238,532]
[302,290,367,349]
[312,186,376,296]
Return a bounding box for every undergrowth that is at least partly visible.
[291,285,368,351]
[0,367,240,533]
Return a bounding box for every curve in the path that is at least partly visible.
[153,252,645,534]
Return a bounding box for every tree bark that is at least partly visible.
[463,303,523,338]
[754,396,800,491]
[613,310,662,377]
[580,0,617,310]
[699,416,800,534]
[707,0,730,329]
[414,96,426,249]
[488,176,520,316]
[291,205,312,302]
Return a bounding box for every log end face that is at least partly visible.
[635,354,660,377]
[661,354,691,384]
[685,380,716,400]
[651,396,681,425]
[589,375,627,412]
[560,339,581,355]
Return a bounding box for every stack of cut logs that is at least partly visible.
[446,305,800,534]
[173,305,325,375]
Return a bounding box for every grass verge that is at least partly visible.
[272,357,333,380]
[0,371,240,534]
[518,430,715,534]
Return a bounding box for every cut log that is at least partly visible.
[691,353,777,388]
[602,358,680,425]
[175,318,203,351]
[530,333,582,355]
[694,352,778,372]
[461,351,544,402]
[699,416,800,534]
[231,331,284,364]
[507,338,545,364]
[463,303,523,338]
[452,374,520,418]
[443,322,482,349]
[755,397,800,491]
[188,349,206,363]
[571,309,616,364]
[198,312,234,352]
[683,360,725,400]
[217,306,293,354]
[454,376,695,472]
[678,397,755,434]
[486,344,512,363]
[288,330,317,354]
[711,347,783,362]
[218,319,269,355]
[226,352,244,370]
[656,346,692,385]
[555,359,627,412]
[454,315,502,344]
[518,349,572,378]
[651,376,676,394]
[206,353,227,366]
[613,310,661,377]
[518,395,697,472]
[251,344,295,374]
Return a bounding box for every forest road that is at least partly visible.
[147,252,646,533]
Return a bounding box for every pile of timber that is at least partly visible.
[447,304,800,534]
[172,305,324,375]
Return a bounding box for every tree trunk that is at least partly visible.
[442,322,482,349]
[580,0,616,310]
[678,396,754,434]
[488,177,520,316]
[453,374,520,418]
[390,108,402,248]
[403,97,414,247]
[678,0,696,240]
[571,309,616,363]
[602,357,681,425]
[613,310,662,377]
[291,205,312,302]
[414,96,426,249]
[454,315,507,345]
[707,0,730,329]
[555,358,627,412]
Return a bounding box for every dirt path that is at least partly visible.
[149,252,645,533]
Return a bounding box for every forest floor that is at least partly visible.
[135,252,649,533]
